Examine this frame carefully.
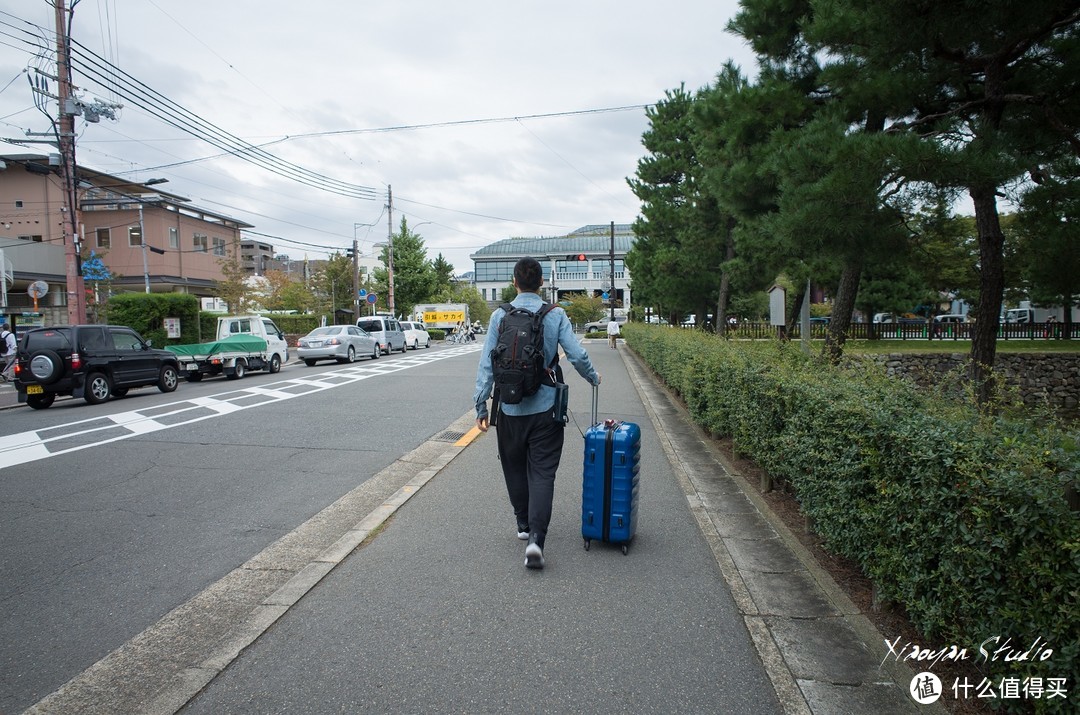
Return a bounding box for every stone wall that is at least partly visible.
[859,352,1080,411]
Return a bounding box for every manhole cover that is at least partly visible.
[435,430,465,442]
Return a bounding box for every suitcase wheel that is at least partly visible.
[584,538,591,551]
[621,543,629,555]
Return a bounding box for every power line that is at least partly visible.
[272,105,651,142]
[64,37,381,201]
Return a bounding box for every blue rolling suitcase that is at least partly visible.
[581,386,641,554]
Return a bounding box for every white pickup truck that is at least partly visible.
[166,315,289,381]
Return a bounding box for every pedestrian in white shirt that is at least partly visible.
[606,317,620,349]
[1,323,17,381]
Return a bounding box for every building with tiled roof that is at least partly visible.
[469,224,635,309]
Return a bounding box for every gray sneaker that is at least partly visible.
[524,535,544,570]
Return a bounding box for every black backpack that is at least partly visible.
[490,302,558,404]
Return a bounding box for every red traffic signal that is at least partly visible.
[565,253,587,261]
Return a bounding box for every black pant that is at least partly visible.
[495,409,565,549]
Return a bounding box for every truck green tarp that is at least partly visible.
[165,334,268,358]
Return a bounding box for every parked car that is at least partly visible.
[297,325,379,366]
[400,321,431,350]
[584,315,627,334]
[13,324,180,409]
[934,314,966,323]
[874,312,924,325]
[356,316,407,354]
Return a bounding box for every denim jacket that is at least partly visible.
[474,292,599,419]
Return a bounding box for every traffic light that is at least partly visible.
[346,247,356,259]
[565,253,586,261]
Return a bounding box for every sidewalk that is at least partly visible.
[26,340,937,714]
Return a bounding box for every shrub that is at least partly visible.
[623,323,1080,710]
[105,293,200,344]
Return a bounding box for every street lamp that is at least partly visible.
[137,180,168,295]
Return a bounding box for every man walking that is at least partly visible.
[606,315,621,349]
[474,257,601,570]
[1,323,16,381]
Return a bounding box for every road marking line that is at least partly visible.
[0,345,482,471]
[455,425,483,446]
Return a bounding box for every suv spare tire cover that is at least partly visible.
[29,349,64,384]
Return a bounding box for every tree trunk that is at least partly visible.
[1063,297,1073,341]
[969,186,1006,407]
[715,217,736,336]
[823,257,863,364]
[787,288,806,336]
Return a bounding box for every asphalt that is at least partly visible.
[10,340,943,714]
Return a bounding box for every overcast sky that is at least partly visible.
[0,0,757,273]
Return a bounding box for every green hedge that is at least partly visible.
[624,323,1079,710]
[106,293,200,345]
[103,295,325,343]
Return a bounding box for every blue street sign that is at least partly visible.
[358,289,367,297]
[366,293,378,304]
[602,292,609,300]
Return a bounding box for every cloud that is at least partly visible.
[0,0,754,272]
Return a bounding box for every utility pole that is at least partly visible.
[351,237,360,323]
[386,185,396,317]
[139,205,149,293]
[55,0,87,323]
[609,221,616,321]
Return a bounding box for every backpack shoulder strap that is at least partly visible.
[533,303,562,377]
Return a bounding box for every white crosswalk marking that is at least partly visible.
[0,344,481,470]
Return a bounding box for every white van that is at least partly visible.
[356,316,407,355]
[399,320,431,350]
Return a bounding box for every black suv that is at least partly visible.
[14,325,180,409]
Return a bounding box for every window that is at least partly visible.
[212,237,226,256]
[557,256,589,277]
[78,327,107,351]
[474,260,515,282]
[18,235,43,242]
[96,228,110,249]
[168,227,179,249]
[194,233,208,252]
[225,318,252,334]
[14,200,23,208]
[128,225,142,247]
[110,328,142,351]
[596,259,626,279]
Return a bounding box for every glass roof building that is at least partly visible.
[469,224,635,309]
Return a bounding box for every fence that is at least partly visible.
[700,321,1073,341]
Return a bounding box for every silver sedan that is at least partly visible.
[297,325,379,365]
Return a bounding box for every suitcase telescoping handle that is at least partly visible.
[592,383,599,425]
